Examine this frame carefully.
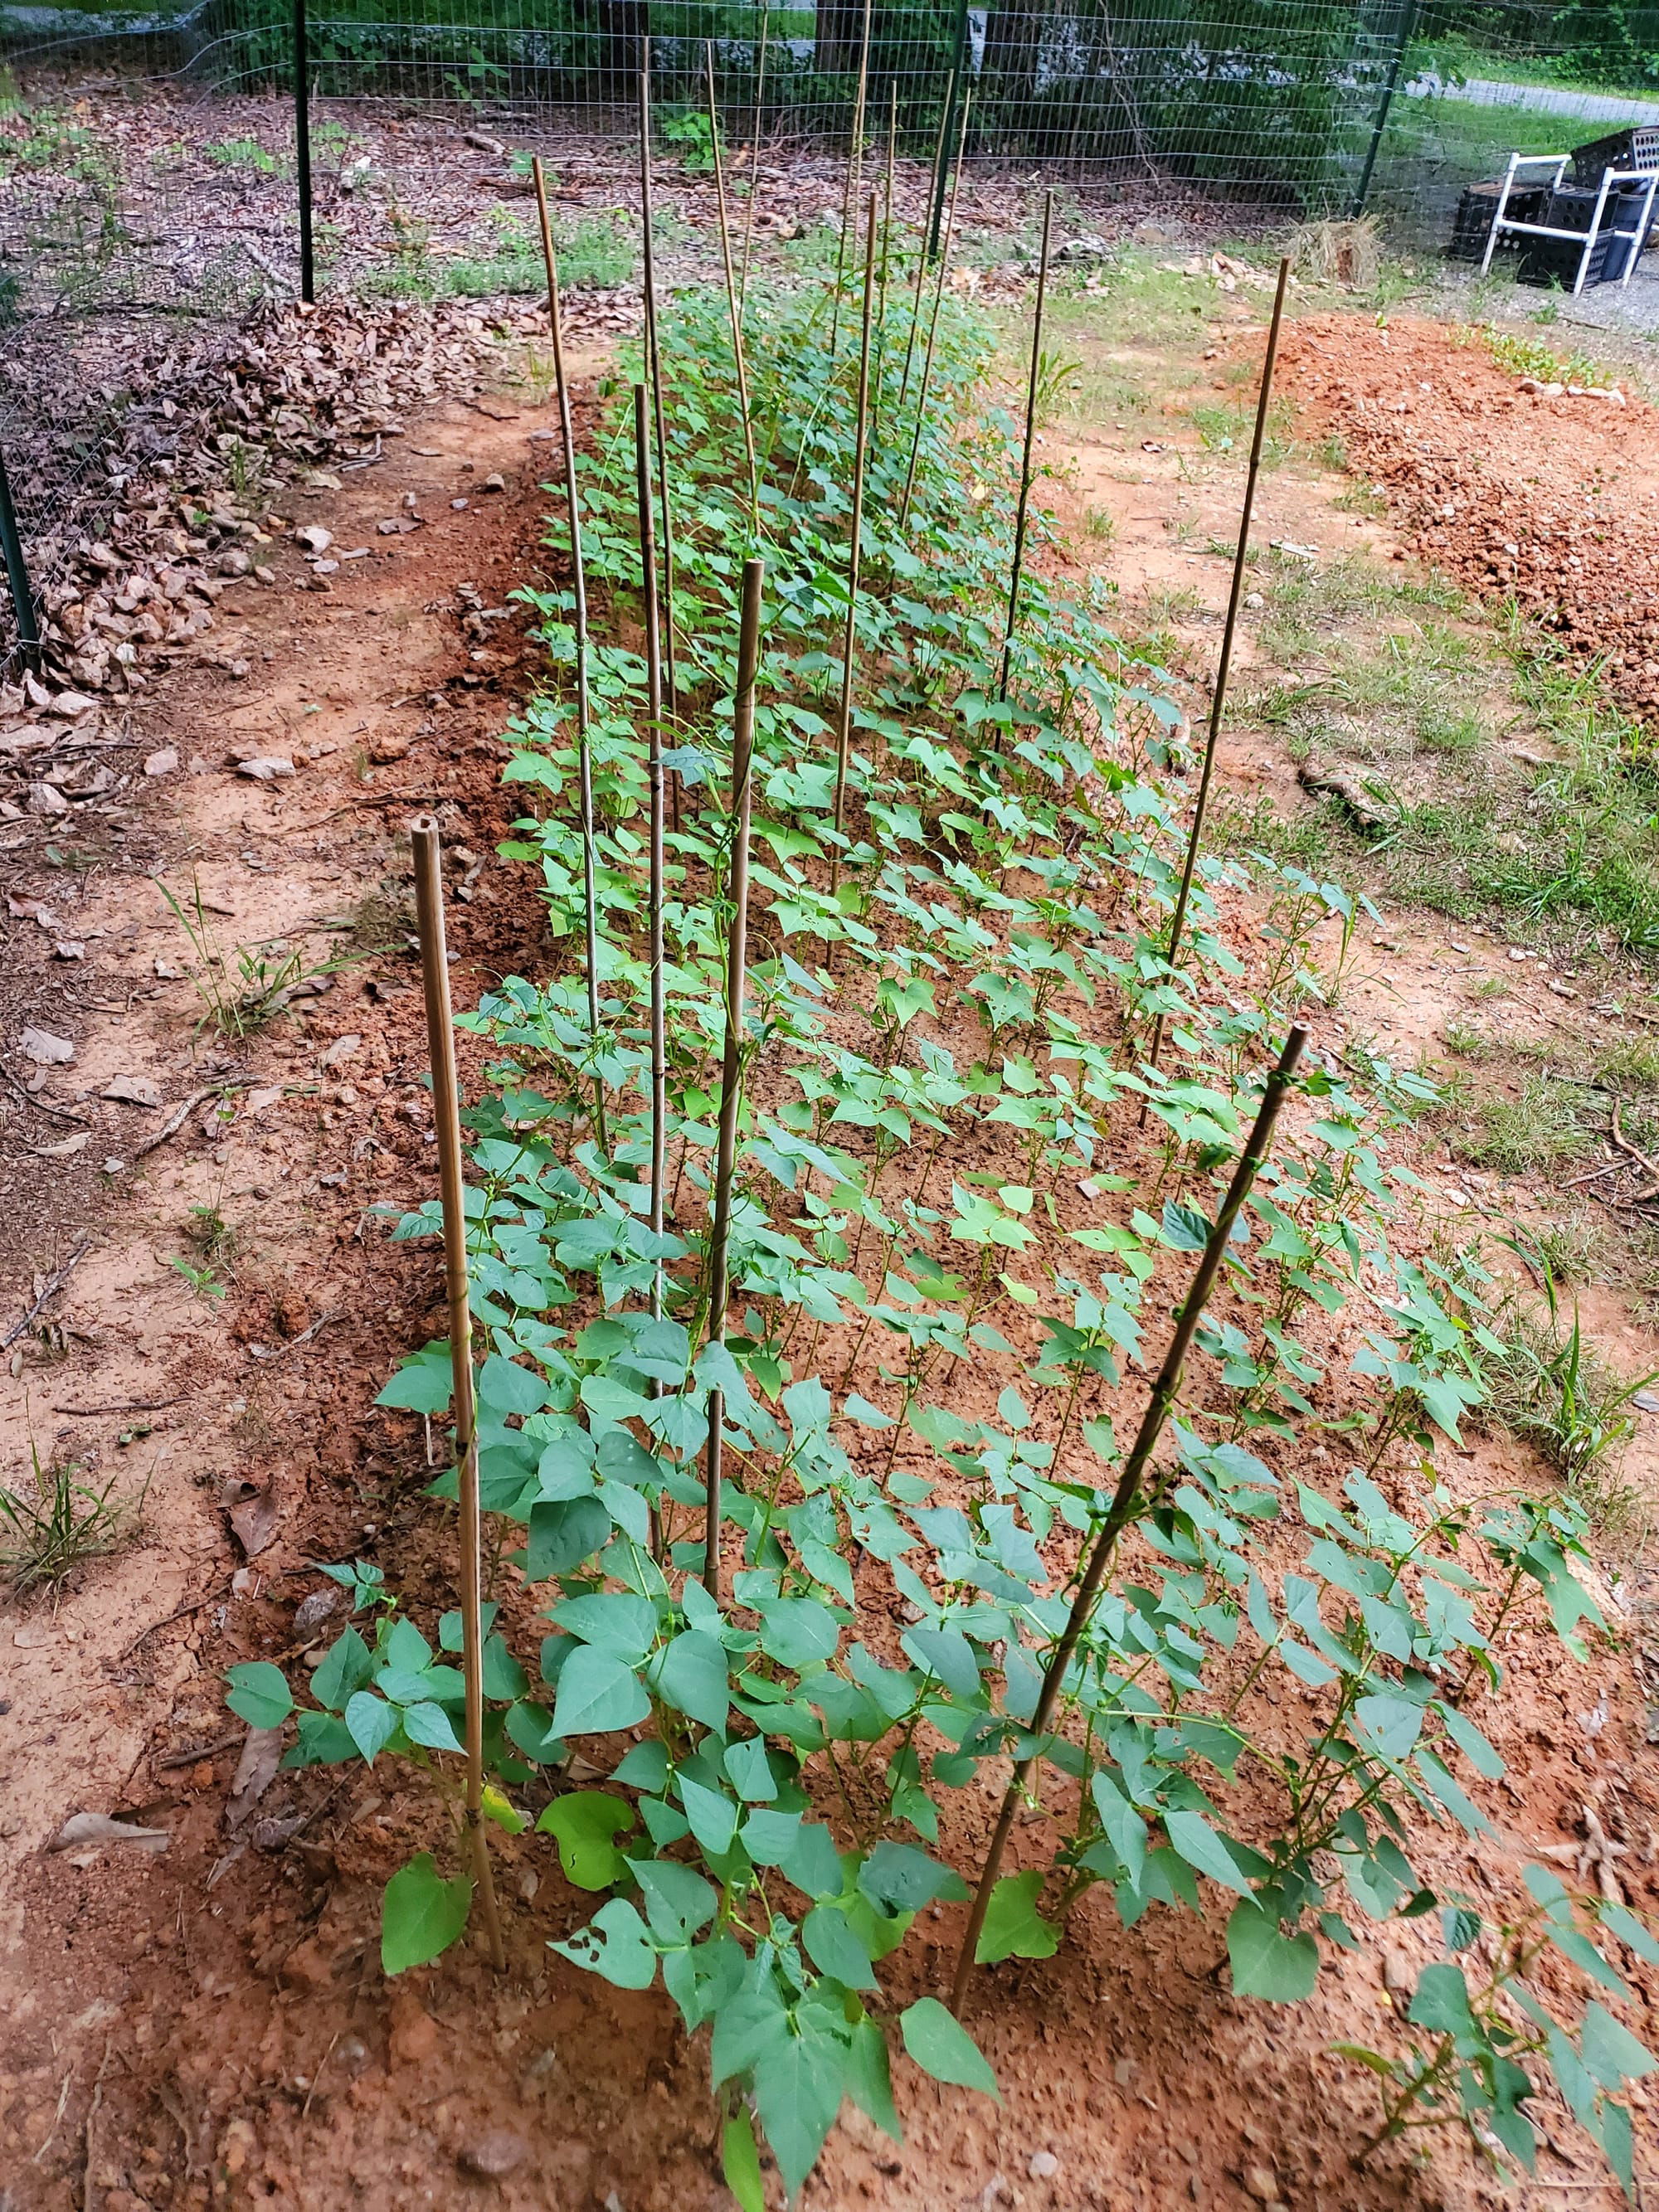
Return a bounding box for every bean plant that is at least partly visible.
[227,269,1655,2200]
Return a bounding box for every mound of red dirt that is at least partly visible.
[1282,313,1659,724]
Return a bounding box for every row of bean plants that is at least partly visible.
[228,269,1657,2199]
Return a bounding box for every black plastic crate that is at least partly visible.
[1448,177,1545,260]
[1515,186,1652,287]
[1573,125,1659,184]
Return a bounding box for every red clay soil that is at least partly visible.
[1281,313,1659,725]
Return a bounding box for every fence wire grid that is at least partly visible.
[6,0,1659,664]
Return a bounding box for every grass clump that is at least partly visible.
[1485,1277,1655,1532]
[0,1446,136,1596]
[1456,1074,1592,1175]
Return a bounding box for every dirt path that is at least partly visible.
[3,293,1659,2212]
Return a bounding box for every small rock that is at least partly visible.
[1242,2164,1278,2203]
[293,524,333,553]
[27,780,70,816]
[480,472,506,493]
[320,1033,362,1068]
[217,548,252,577]
[451,498,469,511]
[144,747,179,776]
[52,941,85,961]
[253,565,277,586]
[459,2130,529,2180]
[1243,590,1265,609]
[293,1587,341,1634]
[19,1025,74,1066]
[50,689,98,717]
[1028,2150,1060,2180]
[154,959,183,980]
[236,756,295,781]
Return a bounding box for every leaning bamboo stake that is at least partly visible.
[639,50,679,737]
[830,194,878,887]
[708,40,760,531]
[634,383,668,1303]
[830,0,873,352]
[739,0,770,317]
[533,156,608,1150]
[996,187,1055,704]
[898,87,971,528]
[897,70,954,420]
[1145,254,1292,1082]
[949,1020,1309,2018]
[703,557,766,1598]
[411,816,507,1976]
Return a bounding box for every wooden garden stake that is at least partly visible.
[533,156,608,1150]
[640,48,679,737]
[708,40,760,530]
[898,88,971,527]
[873,82,897,435]
[1145,255,1292,1080]
[411,816,507,1976]
[897,70,954,420]
[949,1022,1308,2018]
[830,0,873,352]
[739,0,770,316]
[703,557,766,1598]
[996,187,1056,703]
[830,194,878,887]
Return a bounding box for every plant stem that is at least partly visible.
[997,187,1055,705]
[703,557,766,1597]
[533,154,608,1155]
[1144,254,1290,1080]
[949,1022,1307,2016]
[410,817,506,1975]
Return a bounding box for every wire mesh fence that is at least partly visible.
[6,0,1659,668]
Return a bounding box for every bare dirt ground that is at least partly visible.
[3,266,1659,2212]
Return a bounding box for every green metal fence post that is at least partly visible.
[294,0,315,301]
[927,0,971,260]
[1350,0,1420,220]
[0,440,41,666]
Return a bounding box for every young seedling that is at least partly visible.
[951,1021,1308,2014]
[703,557,765,1595]
[533,153,608,1148]
[409,815,505,1975]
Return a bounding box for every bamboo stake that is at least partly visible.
[635,383,667,1301]
[948,1021,1309,2017]
[639,48,679,741]
[897,69,954,421]
[533,156,608,1150]
[996,187,1055,704]
[703,557,766,1599]
[739,0,770,318]
[1145,255,1292,1082]
[708,40,760,532]
[830,193,878,889]
[898,87,971,529]
[411,816,507,1976]
[830,0,873,352]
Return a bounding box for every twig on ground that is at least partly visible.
[2,1237,94,1349]
[53,1393,187,1416]
[133,1080,254,1160]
